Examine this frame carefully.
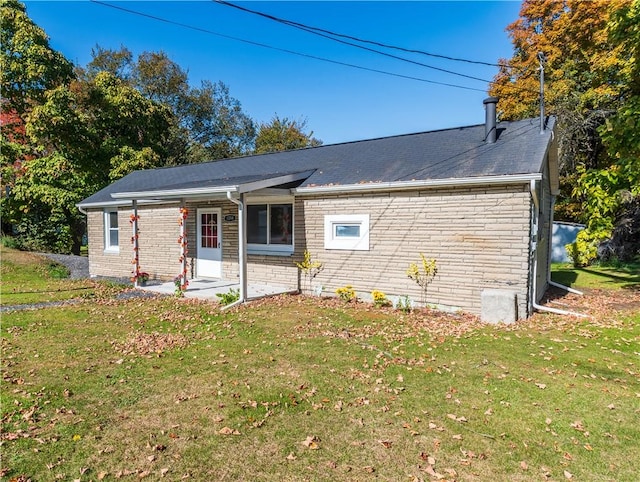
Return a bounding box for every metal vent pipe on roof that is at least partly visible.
[483,97,499,144]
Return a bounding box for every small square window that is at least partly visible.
[324,214,369,250]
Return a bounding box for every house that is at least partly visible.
[78,98,559,320]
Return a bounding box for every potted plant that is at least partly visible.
[136,272,150,286]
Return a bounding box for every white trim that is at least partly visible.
[246,201,294,252]
[112,185,238,200]
[109,170,315,201]
[196,207,222,278]
[77,199,181,210]
[296,173,542,195]
[324,214,370,251]
[103,209,119,253]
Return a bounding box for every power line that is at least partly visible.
[213,0,496,85]
[213,1,535,95]
[90,1,534,96]
[89,0,489,93]
[214,0,508,68]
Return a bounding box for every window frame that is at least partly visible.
[324,214,370,251]
[246,198,294,256]
[104,209,120,253]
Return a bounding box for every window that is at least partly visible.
[324,214,370,250]
[104,209,119,252]
[200,212,219,248]
[247,202,293,253]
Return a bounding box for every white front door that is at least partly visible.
[196,208,222,278]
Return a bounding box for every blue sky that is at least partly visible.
[24,1,523,145]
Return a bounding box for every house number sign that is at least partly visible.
[224,215,236,222]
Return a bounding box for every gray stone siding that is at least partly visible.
[297,185,532,318]
[86,184,533,317]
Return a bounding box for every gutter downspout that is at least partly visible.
[225,191,247,309]
[529,180,587,317]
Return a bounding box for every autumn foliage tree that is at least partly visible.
[490,0,639,264]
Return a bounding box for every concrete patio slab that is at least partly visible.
[137,279,296,302]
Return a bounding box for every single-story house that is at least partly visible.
[78,98,559,319]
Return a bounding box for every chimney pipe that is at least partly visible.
[483,97,498,144]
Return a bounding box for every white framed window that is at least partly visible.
[104,209,119,252]
[324,214,370,250]
[247,202,294,255]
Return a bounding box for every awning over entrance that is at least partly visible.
[109,169,315,308]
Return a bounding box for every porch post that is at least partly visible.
[238,192,247,301]
[132,200,139,287]
[179,200,188,289]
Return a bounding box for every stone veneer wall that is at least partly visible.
[87,184,533,317]
[294,184,533,318]
[86,204,183,280]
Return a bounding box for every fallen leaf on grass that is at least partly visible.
[286,453,297,461]
[302,435,319,449]
[520,461,528,471]
[564,470,573,479]
[218,427,241,435]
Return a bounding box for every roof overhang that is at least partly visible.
[110,170,316,202]
[76,199,181,210]
[294,173,543,196]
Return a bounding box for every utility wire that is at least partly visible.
[214,1,535,94]
[89,0,488,93]
[215,0,508,68]
[214,0,496,85]
[90,1,531,95]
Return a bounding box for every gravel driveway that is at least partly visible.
[40,253,90,279]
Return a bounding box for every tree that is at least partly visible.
[83,47,257,163]
[1,0,74,237]
[9,72,173,253]
[254,115,322,154]
[0,0,74,120]
[490,0,637,264]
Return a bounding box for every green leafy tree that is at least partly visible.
[254,115,322,154]
[1,0,74,235]
[0,0,74,120]
[84,47,256,163]
[9,72,172,253]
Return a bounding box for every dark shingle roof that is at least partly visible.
[80,117,555,206]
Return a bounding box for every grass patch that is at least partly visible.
[1,292,639,480]
[0,246,112,305]
[551,261,640,290]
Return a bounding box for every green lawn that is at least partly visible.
[551,261,640,290]
[1,250,639,481]
[0,247,116,305]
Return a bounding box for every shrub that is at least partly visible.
[395,295,412,313]
[566,229,609,267]
[406,254,438,304]
[0,235,21,249]
[335,285,356,302]
[216,288,240,305]
[371,290,391,307]
[295,250,323,293]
